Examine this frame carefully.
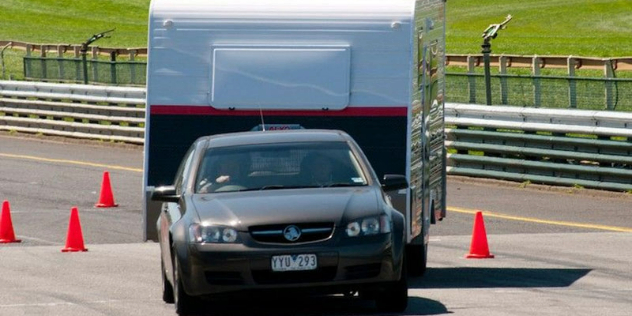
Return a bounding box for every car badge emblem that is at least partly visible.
[283,225,302,242]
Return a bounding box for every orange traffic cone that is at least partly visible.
[61,207,88,252]
[95,171,118,208]
[0,200,21,243]
[465,211,494,259]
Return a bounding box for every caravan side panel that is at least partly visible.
[409,0,446,244]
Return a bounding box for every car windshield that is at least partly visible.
[195,142,368,193]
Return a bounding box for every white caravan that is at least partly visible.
[144,0,447,276]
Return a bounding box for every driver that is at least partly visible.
[199,156,246,193]
[215,159,242,185]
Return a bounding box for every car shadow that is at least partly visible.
[409,267,592,289]
[187,294,448,316]
[179,267,591,316]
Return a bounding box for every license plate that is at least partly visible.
[271,254,317,272]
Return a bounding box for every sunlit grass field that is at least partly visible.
[0,0,150,47]
[1,0,631,57]
[446,0,632,57]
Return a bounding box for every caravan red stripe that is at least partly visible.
[150,105,407,117]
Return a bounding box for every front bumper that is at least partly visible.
[178,233,401,296]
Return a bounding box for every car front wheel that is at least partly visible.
[375,256,408,313]
[162,260,174,304]
[173,254,197,315]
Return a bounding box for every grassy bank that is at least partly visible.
[446,0,632,57]
[0,0,150,47]
[1,0,631,57]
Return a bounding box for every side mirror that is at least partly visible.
[151,185,180,203]
[381,174,408,192]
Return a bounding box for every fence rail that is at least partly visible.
[446,54,632,71]
[446,54,632,111]
[445,103,632,191]
[1,81,632,191]
[0,80,145,143]
[0,40,147,57]
[5,43,628,72]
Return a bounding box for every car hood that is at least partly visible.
[191,187,380,230]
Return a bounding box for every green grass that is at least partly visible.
[1,0,631,57]
[0,0,150,47]
[447,0,632,57]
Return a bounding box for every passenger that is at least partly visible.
[301,154,335,186]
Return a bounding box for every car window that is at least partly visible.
[195,142,368,193]
[174,144,197,194]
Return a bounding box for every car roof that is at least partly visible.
[200,129,353,148]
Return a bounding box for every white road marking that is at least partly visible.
[0,299,162,308]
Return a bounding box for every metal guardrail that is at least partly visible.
[445,103,632,191]
[0,80,145,143]
[1,81,631,191]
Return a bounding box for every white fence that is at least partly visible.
[2,81,632,190]
[0,81,145,143]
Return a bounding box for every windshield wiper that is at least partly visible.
[258,185,318,190]
[227,184,364,191]
[259,185,286,190]
[326,183,366,188]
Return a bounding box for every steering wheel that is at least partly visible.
[214,184,247,192]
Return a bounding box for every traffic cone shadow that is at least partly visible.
[465,211,494,259]
[61,207,88,252]
[95,171,118,208]
[0,200,21,243]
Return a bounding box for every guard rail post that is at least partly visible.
[568,56,577,109]
[129,50,137,85]
[482,41,492,105]
[25,45,32,78]
[1,43,11,80]
[57,45,65,81]
[532,56,541,108]
[110,51,117,84]
[91,47,99,84]
[604,59,614,110]
[40,46,48,81]
[499,55,508,105]
[73,46,81,82]
[467,55,476,103]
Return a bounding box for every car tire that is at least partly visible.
[162,260,175,304]
[173,255,197,316]
[407,242,428,277]
[375,256,408,313]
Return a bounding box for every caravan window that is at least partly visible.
[210,46,351,110]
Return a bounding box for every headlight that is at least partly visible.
[346,222,361,237]
[189,224,240,243]
[345,215,391,237]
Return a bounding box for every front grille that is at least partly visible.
[252,267,337,284]
[249,222,334,244]
[204,271,244,285]
[345,263,381,280]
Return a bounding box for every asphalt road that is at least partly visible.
[1,133,631,316]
